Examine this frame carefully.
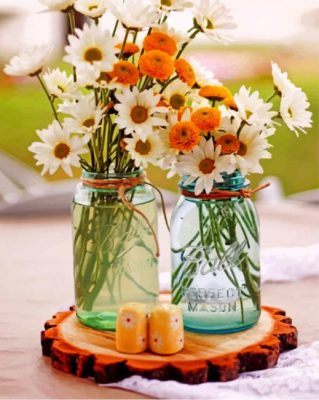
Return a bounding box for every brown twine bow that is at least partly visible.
[81,175,170,257]
[181,182,271,201]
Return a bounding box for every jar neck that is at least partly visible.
[180,170,249,199]
[82,169,143,181]
[81,169,144,192]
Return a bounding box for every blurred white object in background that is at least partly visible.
[256,176,285,203]
[0,150,77,215]
[0,0,65,61]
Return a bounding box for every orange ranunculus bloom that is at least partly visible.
[191,107,221,133]
[143,32,177,56]
[139,50,174,81]
[109,61,140,85]
[174,59,196,87]
[169,121,200,152]
[199,85,232,101]
[115,42,140,57]
[216,134,240,154]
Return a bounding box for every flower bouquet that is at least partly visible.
[4,0,312,332]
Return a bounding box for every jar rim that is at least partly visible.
[180,170,249,198]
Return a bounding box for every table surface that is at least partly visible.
[1,200,319,399]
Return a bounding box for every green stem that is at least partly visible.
[67,9,77,81]
[119,28,130,59]
[160,75,178,93]
[112,19,119,37]
[176,29,200,59]
[36,74,61,124]
[266,91,277,103]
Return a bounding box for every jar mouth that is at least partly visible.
[82,169,143,180]
[180,170,249,196]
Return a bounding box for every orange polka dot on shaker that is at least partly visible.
[115,303,148,354]
[149,304,184,355]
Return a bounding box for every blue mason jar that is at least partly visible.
[170,171,261,333]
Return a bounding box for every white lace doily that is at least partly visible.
[104,341,319,399]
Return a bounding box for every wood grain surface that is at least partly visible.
[41,306,297,384]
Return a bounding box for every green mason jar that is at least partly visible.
[72,170,159,330]
[171,171,261,333]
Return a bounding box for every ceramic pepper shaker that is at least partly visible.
[149,303,184,355]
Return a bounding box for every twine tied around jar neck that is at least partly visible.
[181,182,271,201]
[81,175,170,257]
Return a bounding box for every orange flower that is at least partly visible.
[174,59,196,87]
[199,86,232,101]
[169,121,200,152]
[223,96,238,110]
[109,61,139,85]
[143,32,177,56]
[115,42,140,58]
[139,50,174,81]
[191,107,221,133]
[216,134,240,154]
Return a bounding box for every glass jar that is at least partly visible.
[72,170,159,330]
[171,171,260,333]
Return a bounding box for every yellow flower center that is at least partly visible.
[246,110,253,119]
[84,47,103,63]
[54,143,70,160]
[170,93,186,110]
[161,0,172,6]
[130,105,148,124]
[135,139,151,155]
[206,18,215,30]
[83,118,95,128]
[199,158,215,174]
[88,4,98,11]
[57,85,65,93]
[287,108,293,118]
[238,141,247,156]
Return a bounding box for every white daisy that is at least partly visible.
[216,117,271,176]
[3,44,52,77]
[39,0,74,11]
[271,61,293,95]
[192,0,237,44]
[114,87,168,141]
[58,93,105,137]
[74,0,108,19]
[125,132,163,168]
[177,137,234,195]
[162,80,191,110]
[43,68,78,100]
[119,311,136,329]
[108,0,159,30]
[280,86,312,137]
[234,86,277,127]
[28,120,88,177]
[188,57,222,88]
[158,0,193,12]
[75,64,100,88]
[64,23,117,72]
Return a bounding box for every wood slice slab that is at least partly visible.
[41,305,297,384]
